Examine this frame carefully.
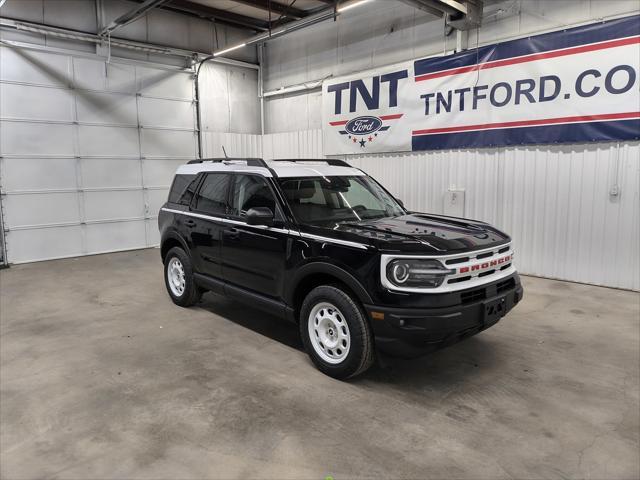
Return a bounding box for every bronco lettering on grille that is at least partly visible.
[458,254,512,274]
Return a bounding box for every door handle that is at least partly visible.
[184,219,196,228]
[224,227,240,240]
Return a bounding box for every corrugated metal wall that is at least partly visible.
[205,130,640,291]
[202,130,323,159]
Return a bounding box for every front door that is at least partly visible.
[221,174,289,298]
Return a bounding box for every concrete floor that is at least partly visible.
[1,249,638,480]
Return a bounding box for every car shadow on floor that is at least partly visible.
[198,292,304,351]
[196,292,505,386]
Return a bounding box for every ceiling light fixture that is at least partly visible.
[213,43,247,57]
[337,0,373,13]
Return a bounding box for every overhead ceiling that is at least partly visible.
[159,0,335,31]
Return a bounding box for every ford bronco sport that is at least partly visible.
[159,158,523,379]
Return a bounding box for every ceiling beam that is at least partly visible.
[164,0,271,31]
[231,0,308,21]
[99,0,171,36]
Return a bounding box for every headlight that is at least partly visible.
[385,258,454,288]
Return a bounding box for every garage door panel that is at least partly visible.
[146,189,169,217]
[78,125,139,157]
[1,158,77,191]
[84,190,144,221]
[138,97,194,129]
[72,57,107,91]
[6,226,83,263]
[76,91,137,126]
[0,47,70,87]
[106,63,137,94]
[1,83,74,122]
[0,121,75,156]
[143,159,184,186]
[85,221,146,253]
[146,219,160,246]
[4,192,80,227]
[141,129,196,158]
[136,67,192,100]
[81,158,142,189]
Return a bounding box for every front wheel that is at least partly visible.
[300,285,374,379]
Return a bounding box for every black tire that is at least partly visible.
[299,285,375,379]
[163,246,202,307]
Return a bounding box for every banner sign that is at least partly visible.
[322,15,640,155]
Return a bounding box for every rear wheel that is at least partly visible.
[164,246,201,307]
[300,285,374,379]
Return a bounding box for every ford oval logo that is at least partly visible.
[345,116,382,136]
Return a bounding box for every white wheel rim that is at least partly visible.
[308,302,351,364]
[167,257,186,297]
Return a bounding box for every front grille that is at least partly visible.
[496,277,516,294]
[461,288,486,304]
[445,256,469,265]
[440,243,514,289]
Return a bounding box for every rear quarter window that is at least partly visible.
[168,174,196,204]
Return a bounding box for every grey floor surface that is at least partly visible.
[1,249,638,479]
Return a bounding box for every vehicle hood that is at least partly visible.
[306,213,511,254]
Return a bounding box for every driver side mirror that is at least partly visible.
[396,199,405,208]
[246,207,274,227]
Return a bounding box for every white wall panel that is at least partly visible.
[199,63,260,135]
[0,47,70,86]
[5,226,84,264]
[0,44,198,263]
[140,129,197,159]
[262,130,323,159]
[80,159,142,189]
[202,132,262,158]
[76,91,138,126]
[0,121,75,156]
[138,97,195,129]
[84,190,145,222]
[0,83,74,122]
[137,67,193,100]
[3,193,80,228]
[77,125,139,157]
[85,221,147,254]
[0,158,77,191]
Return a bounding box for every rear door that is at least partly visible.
[221,174,289,298]
[189,173,232,281]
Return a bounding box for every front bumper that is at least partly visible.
[364,274,523,357]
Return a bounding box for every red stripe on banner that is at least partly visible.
[329,113,403,126]
[379,114,404,120]
[415,36,640,82]
[411,112,640,136]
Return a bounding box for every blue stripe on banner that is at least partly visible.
[411,119,640,151]
[414,14,640,77]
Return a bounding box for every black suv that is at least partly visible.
[159,158,523,379]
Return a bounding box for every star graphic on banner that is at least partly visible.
[368,136,373,142]
[352,137,357,143]
[359,139,366,148]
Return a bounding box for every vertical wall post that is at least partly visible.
[258,43,265,136]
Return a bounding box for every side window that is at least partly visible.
[231,175,276,218]
[194,173,231,215]
[168,174,196,204]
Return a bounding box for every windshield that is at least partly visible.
[278,175,405,226]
